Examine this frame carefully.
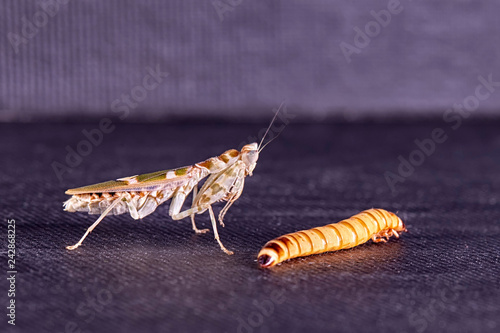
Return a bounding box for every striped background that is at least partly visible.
[1,0,500,121]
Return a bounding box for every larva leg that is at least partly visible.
[208,206,234,255]
[372,234,388,243]
[381,230,392,240]
[190,185,209,234]
[66,195,123,250]
[372,228,399,243]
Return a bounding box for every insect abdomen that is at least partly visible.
[258,208,406,268]
[63,189,175,219]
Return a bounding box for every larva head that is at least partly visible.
[241,143,259,176]
[257,246,279,268]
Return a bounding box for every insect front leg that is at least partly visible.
[172,161,246,255]
[190,185,209,234]
[218,174,245,227]
[169,184,209,234]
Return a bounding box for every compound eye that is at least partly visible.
[245,150,258,163]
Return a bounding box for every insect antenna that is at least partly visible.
[258,101,287,152]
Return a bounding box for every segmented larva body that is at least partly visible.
[257,208,407,268]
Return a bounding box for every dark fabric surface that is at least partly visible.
[2,0,500,120]
[1,121,499,333]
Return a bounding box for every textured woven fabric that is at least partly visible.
[1,121,499,333]
[2,0,500,120]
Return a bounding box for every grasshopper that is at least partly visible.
[63,106,284,255]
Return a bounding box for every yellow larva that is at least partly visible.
[257,208,407,268]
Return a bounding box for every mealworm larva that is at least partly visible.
[257,208,407,268]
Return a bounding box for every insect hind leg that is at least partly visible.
[66,195,123,250]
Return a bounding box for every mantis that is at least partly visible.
[63,105,285,255]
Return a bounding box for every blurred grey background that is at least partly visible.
[1,0,499,121]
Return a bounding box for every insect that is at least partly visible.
[64,105,285,255]
[257,208,407,268]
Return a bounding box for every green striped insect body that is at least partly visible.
[64,144,260,254]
